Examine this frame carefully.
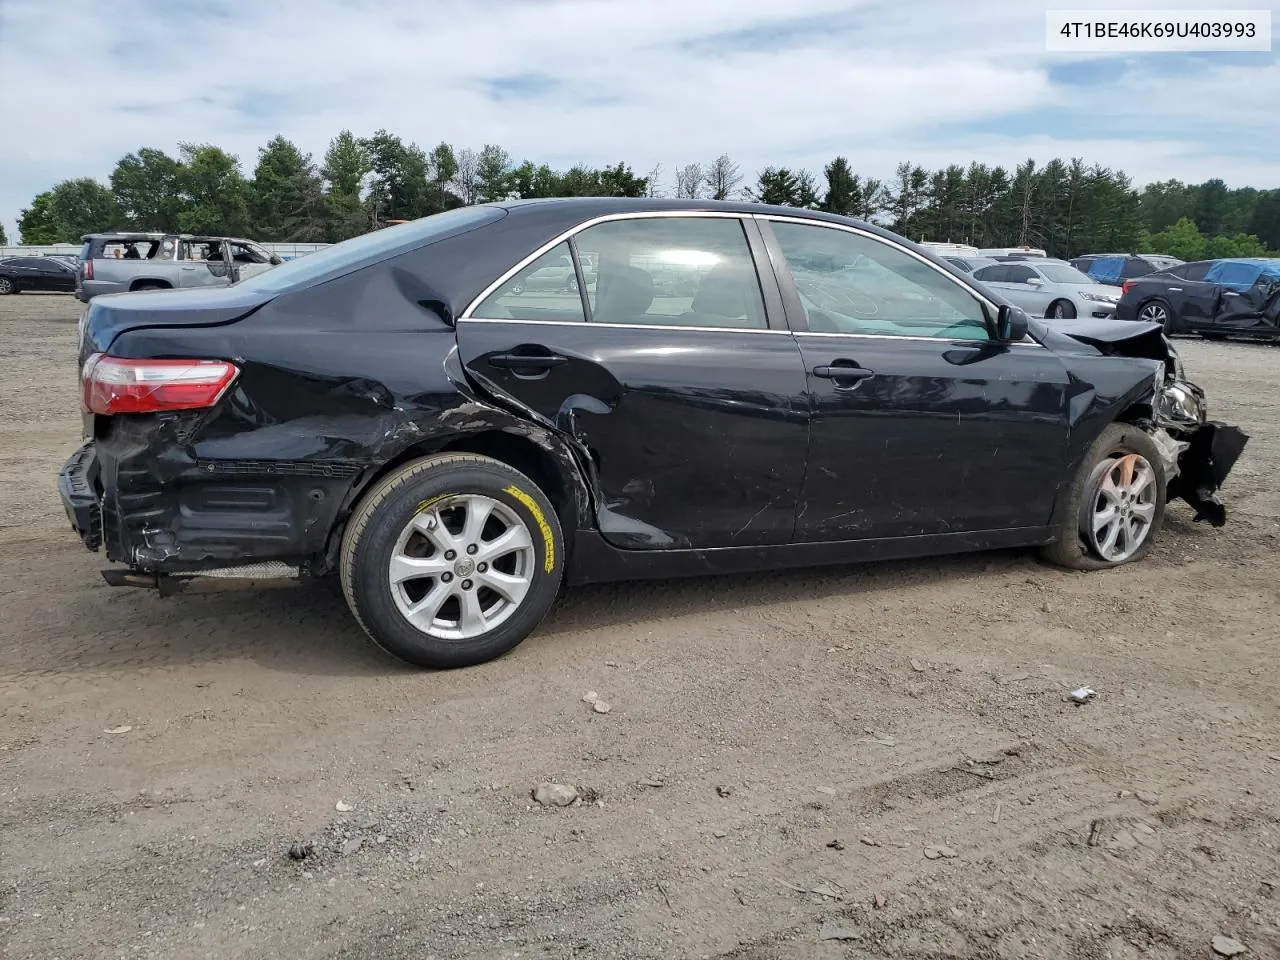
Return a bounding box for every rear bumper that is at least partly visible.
[57,420,359,574]
[58,441,103,550]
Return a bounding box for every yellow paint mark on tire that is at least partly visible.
[504,485,556,573]
[415,494,450,515]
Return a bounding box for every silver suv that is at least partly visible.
[75,232,282,302]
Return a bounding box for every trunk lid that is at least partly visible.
[79,285,273,366]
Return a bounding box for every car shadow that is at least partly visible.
[14,546,1038,679]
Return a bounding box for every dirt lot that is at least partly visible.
[1,293,1277,960]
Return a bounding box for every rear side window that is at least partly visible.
[972,265,1007,282]
[473,242,585,323]
[98,238,162,260]
[574,217,768,329]
[1121,259,1152,279]
[1088,256,1125,282]
[1182,262,1211,282]
[1005,265,1037,283]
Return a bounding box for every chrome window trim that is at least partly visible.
[461,208,1045,348]
[458,316,791,336]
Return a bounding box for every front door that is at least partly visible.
[455,215,811,550]
[760,217,1071,541]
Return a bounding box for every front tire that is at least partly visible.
[1041,423,1166,571]
[1048,300,1076,319]
[340,454,564,669]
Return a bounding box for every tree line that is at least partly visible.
[12,130,1279,262]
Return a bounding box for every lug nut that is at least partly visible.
[477,562,488,573]
[441,572,453,583]
[466,544,478,555]
[461,579,473,591]
[444,550,456,561]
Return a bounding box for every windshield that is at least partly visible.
[234,206,506,294]
[1038,264,1095,284]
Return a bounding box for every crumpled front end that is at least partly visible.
[1141,347,1248,527]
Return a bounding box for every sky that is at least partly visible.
[0,0,1276,243]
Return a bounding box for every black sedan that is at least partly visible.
[0,255,78,294]
[1117,258,1280,340]
[59,198,1247,669]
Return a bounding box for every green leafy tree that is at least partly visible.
[363,131,431,222]
[19,179,119,243]
[0,222,7,245]
[250,136,326,241]
[821,157,858,216]
[748,167,802,206]
[1203,232,1268,259]
[1147,217,1208,261]
[18,192,59,244]
[427,141,458,213]
[476,144,513,203]
[321,130,371,241]
[509,161,560,199]
[110,148,184,231]
[1248,189,1280,252]
[176,143,250,236]
[598,162,648,198]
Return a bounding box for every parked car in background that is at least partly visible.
[1071,253,1184,286]
[978,246,1047,259]
[919,241,981,259]
[59,198,1245,670]
[971,259,1119,319]
[76,232,283,301]
[942,255,999,273]
[0,255,78,294]
[1116,258,1280,340]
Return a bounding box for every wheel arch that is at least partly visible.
[128,278,173,291]
[320,423,592,574]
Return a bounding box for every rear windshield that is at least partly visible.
[235,206,506,294]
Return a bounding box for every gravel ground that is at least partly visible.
[1,294,1278,960]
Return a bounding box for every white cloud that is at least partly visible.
[0,0,1275,242]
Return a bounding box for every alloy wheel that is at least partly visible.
[1083,454,1157,562]
[0,278,12,295]
[388,494,536,641]
[1138,302,1168,326]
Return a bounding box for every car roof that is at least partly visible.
[494,196,900,238]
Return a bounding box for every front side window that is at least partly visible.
[769,221,989,339]
[573,217,767,329]
[1005,265,1037,284]
[473,242,586,323]
[1038,264,1094,284]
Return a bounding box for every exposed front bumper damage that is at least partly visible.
[1143,361,1247,528]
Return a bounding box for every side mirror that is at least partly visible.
[996,304,1030,342]
[1027,277,1044,287]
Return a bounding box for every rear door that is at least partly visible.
[455,213,812,550]
[178,239,233,289]
[759,216,1071,540]
[1173,261,1219,327]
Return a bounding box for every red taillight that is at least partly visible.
[81,354,239,415]
[1121,280,1135,296]
[82,259,93,280]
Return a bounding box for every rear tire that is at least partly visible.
[1041,423,1166,571]
[340,454,564,669]
[0,278,17,295]
[1137,298,1174,334]
[1048,300,1076,319]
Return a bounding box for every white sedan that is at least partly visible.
[971,260,1119,320]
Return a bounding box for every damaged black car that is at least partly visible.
[58,198,1248,668]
